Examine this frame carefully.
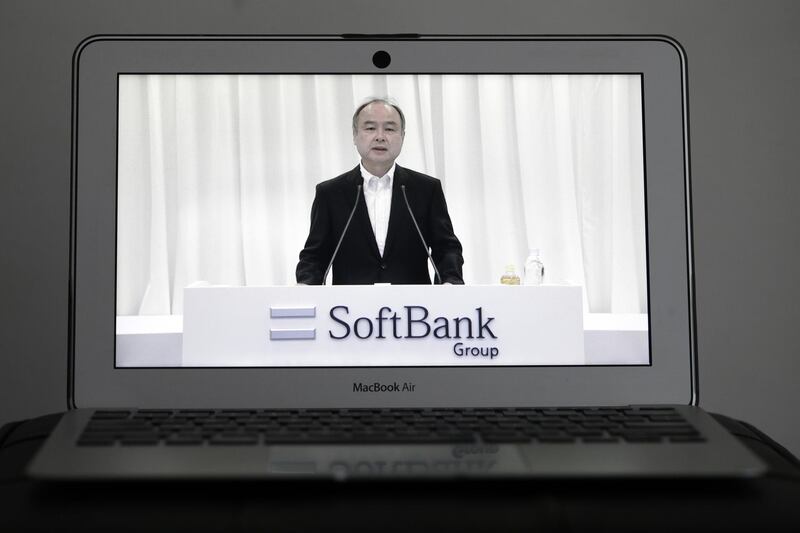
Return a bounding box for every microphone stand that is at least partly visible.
[322,184,362,285]
[401,184,442,284]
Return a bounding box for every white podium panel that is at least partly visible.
[182,285,584,367]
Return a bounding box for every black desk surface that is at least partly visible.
[1,412,799,532]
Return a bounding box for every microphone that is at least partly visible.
[401,184,442,284]
[322,184,362,285]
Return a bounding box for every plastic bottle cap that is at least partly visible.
[505,264,516,272]
[529,249,540,258]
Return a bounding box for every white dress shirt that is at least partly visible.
[360,163,395,257]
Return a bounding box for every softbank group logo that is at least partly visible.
[269,307,317,340]
[269,305,500,360]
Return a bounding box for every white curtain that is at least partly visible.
[117,74,646,315]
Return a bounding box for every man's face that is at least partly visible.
[353,102,404,172]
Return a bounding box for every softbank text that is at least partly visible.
[329,306,497,341]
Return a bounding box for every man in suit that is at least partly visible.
[296,98,464,285]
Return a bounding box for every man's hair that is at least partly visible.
[352,97,406,135]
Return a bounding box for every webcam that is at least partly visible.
[372,50,391,69]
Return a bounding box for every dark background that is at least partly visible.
[1,0,798,456]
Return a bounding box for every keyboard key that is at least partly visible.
[209,434,258,445]
[610,415,647,423]
[541,419,569,428]
[480,429,529,440]
[621,434,663,443]
[538,435,577,443]
[580,409,620,416]
[165,435,204,446]
[263,432,305,443]
[304,432,355,443]
[135,411,172,418]
[542,409,581,416]
[582,436,620,443]
[482,433,531,443]
[566,429,605,437]
[119,436,159,446]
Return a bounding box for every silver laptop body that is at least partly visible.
[28,35,764,479]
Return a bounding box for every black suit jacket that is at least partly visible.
[296,165,464,285]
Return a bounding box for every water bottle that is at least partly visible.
[524,249,544,286]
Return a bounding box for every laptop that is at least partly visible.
[28,35,765,479]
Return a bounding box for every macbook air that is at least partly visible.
[28,35,764,479]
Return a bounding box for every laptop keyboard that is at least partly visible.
[76,407,706,447]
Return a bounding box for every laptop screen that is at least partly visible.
[115,73,648,368]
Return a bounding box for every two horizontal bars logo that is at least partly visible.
[269,307,316,340]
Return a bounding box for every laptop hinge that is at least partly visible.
[340,33,422,39]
